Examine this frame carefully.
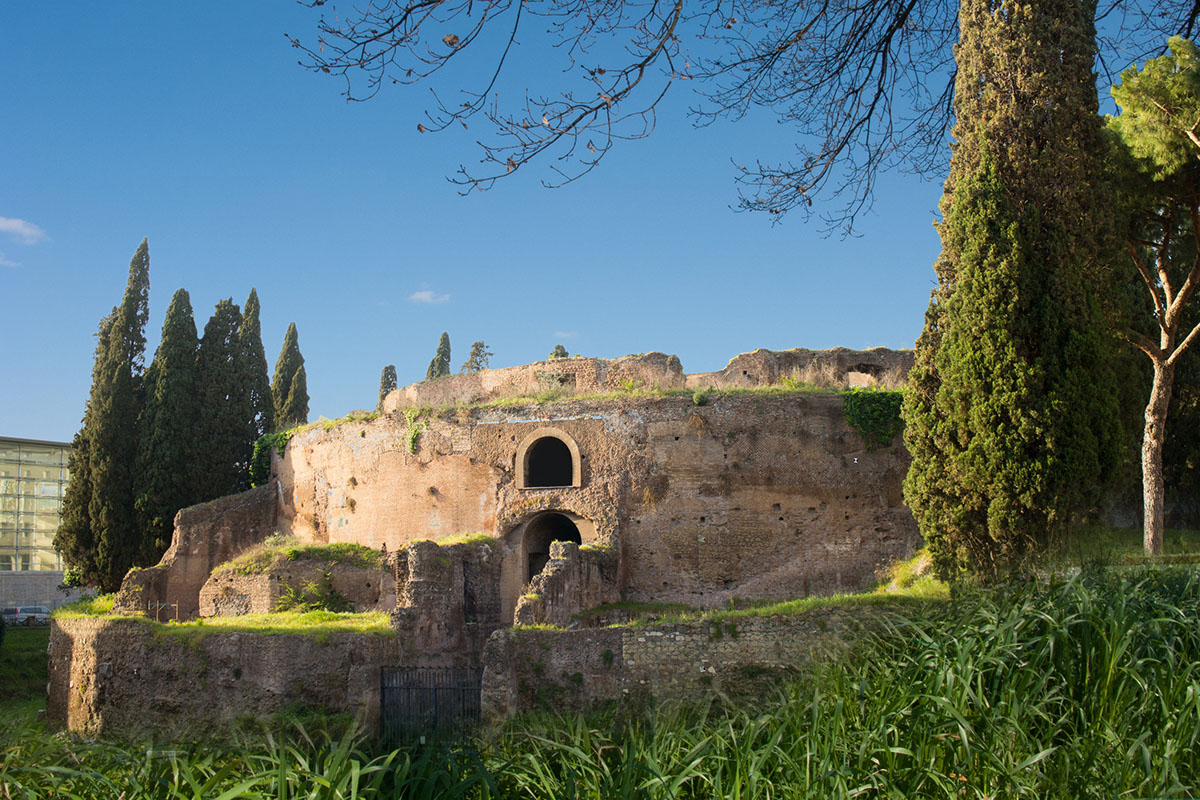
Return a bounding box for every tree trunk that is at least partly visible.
[1143,359,1175,555]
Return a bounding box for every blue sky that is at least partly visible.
[1,2,943,443]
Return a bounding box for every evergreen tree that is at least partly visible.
[133,289,199,565]
[1107,37,1200,552]
[54,313,113,587]
[378,365,397,411]
[61,241,151,592]
[548,344,569,360]
[232,289,274,490]
[425,332,451,380]
[460,341,493,373]
[285,365,309,427]
[192,299,244,501]
[902,0,1121,578]
[272,322,308,428]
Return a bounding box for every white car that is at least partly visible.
[15,606,50,626]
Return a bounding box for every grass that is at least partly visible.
[139,610,394,643]
[0,626,50,704]
[434,532,497,548]
[1052,523,1200,566]
[53,592,117,618]
[212,535,386,577]
[6,565,1200,798]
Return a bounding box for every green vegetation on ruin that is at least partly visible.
[431,532,497,548]
[8,565,1200,798]
[211,535,386,576]
[53,592,118,618]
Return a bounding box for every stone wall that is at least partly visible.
[46,617,401,739]
[275,392,919,613]
[513,541,620,626]
[383,353,686,412]
[481,605,887,719]
[112,483,280,620]
[198,560,395,617]
[685,347,913,389]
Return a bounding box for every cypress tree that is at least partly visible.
[54,313,113,587]
[378,365,397,411]
[85,241,151,592]
[133,289,199,564]
[284,365,309,427]
[425,332,451,380]
[192,299,244,501]
[232,289,274,490]
[902,0,1121,578]
[272,322,308,428]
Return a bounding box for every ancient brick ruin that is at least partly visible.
[49,347,923,735]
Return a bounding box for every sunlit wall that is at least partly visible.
[0,436,70,572]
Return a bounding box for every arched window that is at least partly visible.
[525,437,573,487]
[516,428,582,489]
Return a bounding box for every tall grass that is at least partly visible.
[3,567,1198,798]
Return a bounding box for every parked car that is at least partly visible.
[15,606,50,626]
[1,607,17,626]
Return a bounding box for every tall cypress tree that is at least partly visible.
[84,240,151,592]
[378,364,397,412]
[54,313,113,587]
[133,289,199,565]
[425,332,451,380]
[232,288,274,491]
[902,0,1121,578]
[192,299,244,501]
[272,322,308,428]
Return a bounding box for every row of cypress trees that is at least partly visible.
[54,241,309,592]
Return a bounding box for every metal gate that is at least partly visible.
[380,666,483,741]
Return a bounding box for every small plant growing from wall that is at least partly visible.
[402,409,427,454]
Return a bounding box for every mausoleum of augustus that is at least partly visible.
[48,347,923,736]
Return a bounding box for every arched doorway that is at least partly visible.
[523,512,582,581]
[499,510,597,622]
[524,437,573,487]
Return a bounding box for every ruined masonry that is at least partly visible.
[48,347,921,736]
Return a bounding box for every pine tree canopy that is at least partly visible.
[460,342,493,373]
[272,322,308,428]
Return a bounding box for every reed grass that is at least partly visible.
[4,566,1198,798]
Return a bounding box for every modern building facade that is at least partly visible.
[0,435,70,572]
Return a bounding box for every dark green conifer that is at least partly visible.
[192,299,244,501]
[133,289,199,564]
[54,313,113,587]
[272,322,308,428]
[285,365,309,426]
[78,241,151,592]
[425,332,451,380]
[232,289,274,490]
[378,365,397,411]
[902,0,1121,578]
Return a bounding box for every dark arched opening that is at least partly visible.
[525,437,573,488]
[524,513,581,581]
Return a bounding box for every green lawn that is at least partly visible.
[0,626,49,729]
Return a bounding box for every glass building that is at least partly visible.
[0,436,71,572]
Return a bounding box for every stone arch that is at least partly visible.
[516,427,582,489]
[499,510,596,622]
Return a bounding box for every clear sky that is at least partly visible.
[1,2,943,443]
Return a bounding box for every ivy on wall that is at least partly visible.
[842,389,904,450]
[249,431,293,488]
